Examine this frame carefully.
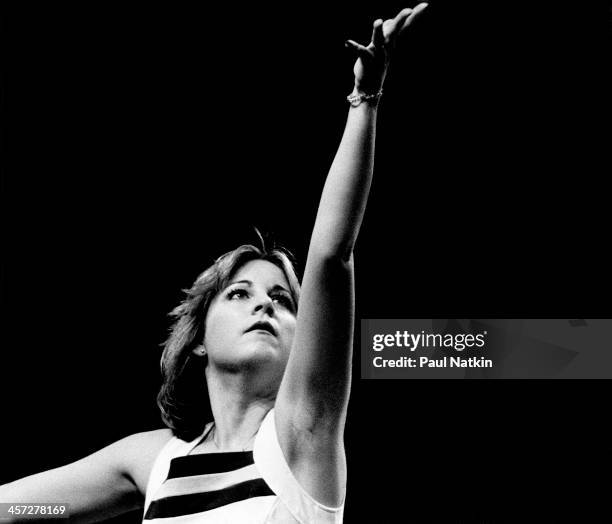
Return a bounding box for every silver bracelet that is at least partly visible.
[346,89,383,107]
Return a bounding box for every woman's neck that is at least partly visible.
[204,367,276,451]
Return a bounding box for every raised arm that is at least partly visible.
[275,3,428,508]
[309,4,427,259]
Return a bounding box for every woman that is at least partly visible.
[0,4,428,522]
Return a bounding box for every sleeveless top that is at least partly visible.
[143,408,345,523]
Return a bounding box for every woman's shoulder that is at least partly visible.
[117,428,175,496]
[125,427,175,445]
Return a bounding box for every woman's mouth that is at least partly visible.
[245,321,277,336]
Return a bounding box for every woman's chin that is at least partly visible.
[245,340,287,364]
[214,342,288,372]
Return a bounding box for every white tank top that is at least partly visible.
[143,408,345,523]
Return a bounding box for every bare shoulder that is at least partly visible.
[118,428,174,496]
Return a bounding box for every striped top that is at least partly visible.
[143,408,344,523]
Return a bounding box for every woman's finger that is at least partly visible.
[345,39,371,59]
[382,19,397,40]
[371,19,385,48]
[387,7,413,39]
[399,2,428,32]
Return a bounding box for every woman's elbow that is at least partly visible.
[309,242,354,266]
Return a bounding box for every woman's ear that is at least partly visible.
[192,345,207,357]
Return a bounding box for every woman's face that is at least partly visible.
[202,259,297,375]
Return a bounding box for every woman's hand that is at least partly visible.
[346,3,428,95]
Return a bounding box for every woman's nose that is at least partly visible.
[253,296,274,315]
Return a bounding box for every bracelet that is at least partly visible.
[346,89,383,107]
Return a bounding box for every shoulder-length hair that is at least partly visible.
[157,242,300,441]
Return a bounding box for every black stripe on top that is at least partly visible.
[144,478,275,519]
[167,451,255,479]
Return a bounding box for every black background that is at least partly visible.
[3,1,611,522]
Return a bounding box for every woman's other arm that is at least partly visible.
[275,3,428,508]
[0,429,172,524]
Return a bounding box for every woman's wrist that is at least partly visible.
[347,85,383,108]
[352,84,380,96]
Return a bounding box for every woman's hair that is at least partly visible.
[157,241,301,441]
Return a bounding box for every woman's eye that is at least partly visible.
[272,294,294,310]
[227,289,248,300]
